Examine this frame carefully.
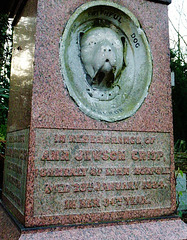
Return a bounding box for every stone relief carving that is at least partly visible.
[60,1,152,122]
[80,27,126,101]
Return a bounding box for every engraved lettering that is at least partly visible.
[51,150,59,160]
[54,134,66,143]
[84,151,92,161]
[61,151,69,161]
[45,184,52,194]
[131,33,140,48]
[89,168,102,176]
[75,151,83,161]
[4,187,21,206]
[41,150,50,160]
[105,168,129,176]
[131,150,164,161]
[39,168,87,177]
[79,199,100,208]
[7,162,22,174]
[64,200,77,209]
[7,174,21,189]
[133,167,170,175]
[103,196,151,207]
[142,181,166,189]
[74,151,126,161]
[41,150,69,161]
[35,129,171,216]
[92,151,101,160]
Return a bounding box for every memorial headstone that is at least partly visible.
[1,0,187,239]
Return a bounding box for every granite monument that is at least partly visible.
[1,0,187,239]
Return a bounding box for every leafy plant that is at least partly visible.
[170,48,187,146]
[174,139,187,153]
[175,167,184,214]
[0,14,12,146]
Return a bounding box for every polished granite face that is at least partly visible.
[3,0,176,229]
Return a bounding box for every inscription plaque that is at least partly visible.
[34,129,171,217]
[3,129,29,214]
[60,1,152,122]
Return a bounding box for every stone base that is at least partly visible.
[0,203,20,240]
[1,204,187,240]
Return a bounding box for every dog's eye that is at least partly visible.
[88,41,95,46]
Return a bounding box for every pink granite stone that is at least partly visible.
[19,218,187,240]
[31,0,173,133]
[0,204,20,240]
[24,0,176,227]
[1,203,187,239]
[2,0,178,231]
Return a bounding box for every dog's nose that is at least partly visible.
[103,45,112,52]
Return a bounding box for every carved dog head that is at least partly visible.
[80,27,126,89]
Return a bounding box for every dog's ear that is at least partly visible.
[79,32,84,46]
[80,32,84,39]
[121,36,125,46]
[121,36,127,68]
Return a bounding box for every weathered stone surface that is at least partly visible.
[2,0,176,230]
[33,129,171,218]
[3,129,29,215]
[60,2,152,122]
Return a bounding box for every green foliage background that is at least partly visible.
[170,49,187,151]
[0,14,12,154]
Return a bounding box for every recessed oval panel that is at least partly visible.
[60,1,152,122]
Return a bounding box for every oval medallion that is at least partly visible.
[60,1,152,122]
